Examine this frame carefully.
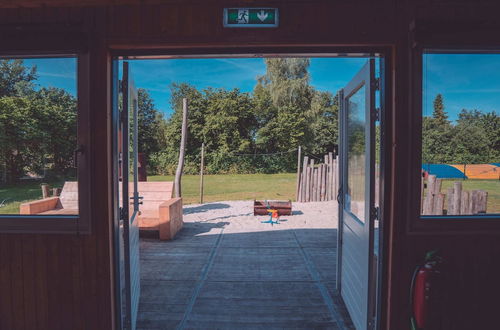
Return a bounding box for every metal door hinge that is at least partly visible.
[119,207,126,220]
[371,206,380,220]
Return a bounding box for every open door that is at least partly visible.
[337,59,377,330]
[114,61,141,330]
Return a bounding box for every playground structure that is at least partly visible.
[20,181,183,240]
[297,152,339,202]
[422,163,500,180]
[421,175,489,216]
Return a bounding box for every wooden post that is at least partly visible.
[451,182,462,215]
[423,175,436,215]
[199,142,205,204]
[301,156,309,202]
[470,190,479,214]
[296,146,302,202]
[174,98,188,198]
[460,191,470,215]
[433,193,445,215]
[308,159,314,202]
[478,190,488,213]
[446,188,454,215]
[41,184,49,199]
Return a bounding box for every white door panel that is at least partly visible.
[338,59,376,330]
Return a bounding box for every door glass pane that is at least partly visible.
[346,84,366,222]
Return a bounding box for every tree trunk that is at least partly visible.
[174,98,188,198]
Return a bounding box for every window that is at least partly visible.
[420,52,500,218]
[0,55,90,233]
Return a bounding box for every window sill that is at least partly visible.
[0,215,90,234]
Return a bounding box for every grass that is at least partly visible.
[0,180,66,214]
[1,174,498,214]
[149,173,297,204]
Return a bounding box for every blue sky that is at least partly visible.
[21,54,500,121]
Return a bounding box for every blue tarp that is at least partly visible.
[490,163,500,167]
[422,164,467,179]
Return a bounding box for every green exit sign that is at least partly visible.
[223,8,279,28]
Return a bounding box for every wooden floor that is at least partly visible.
[137,201,354,329]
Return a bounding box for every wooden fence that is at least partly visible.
[421,174,488,215]
[297,152,338,202]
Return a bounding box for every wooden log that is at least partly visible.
[313,167,318,201]
[316,166,321,201]
[199,142,205,204]
[446,188,454,215]
[434,178,442,195]
[41,184,49,199]
[422,191,434,215]
[52,187,61,197]
[427,175,436,196]
[421,175,425,213]
[324,162,328,201]
[433,193,445,215]
[451,182,462,215]
[470,190,479,214]
[174,98,188,198]
[295,146,302,202]
[308,159,314,202]
[478,190,488,213]
[328,152,333,200]
[324,155,329,200]
[460,191,470,215]
[301,156,309,202]
[320,163,325,201]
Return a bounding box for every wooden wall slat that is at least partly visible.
[21,235,36,330]
[34,236,49,330]
[0,237,14,330]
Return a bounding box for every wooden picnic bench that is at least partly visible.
[20,181,183,240]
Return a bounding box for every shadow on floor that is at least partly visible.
[183,203,231,215]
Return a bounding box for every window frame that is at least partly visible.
[410,43,500,233]
[0,52,91,234]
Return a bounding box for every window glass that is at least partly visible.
[421,53,500,216]
[0,57,78,215]
[346,85,366,222]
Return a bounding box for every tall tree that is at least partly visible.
[0,59,37,97]
[432,94,448,125]
[254,58,313,153]
[137,88,165,163]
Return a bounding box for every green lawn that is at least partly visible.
[439,179,500,214]
[0,180,66,214]
[149,173,297,204]
[1,175,498,214]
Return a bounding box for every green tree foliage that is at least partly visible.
[422,95,500,165]
[137,89,166,164]
[151,59,340,175]
[0,60,78,183]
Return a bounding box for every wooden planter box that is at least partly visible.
[253,200,292,216]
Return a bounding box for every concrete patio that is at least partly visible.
[137,201,354,329]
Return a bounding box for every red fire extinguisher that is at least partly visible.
[410,250,442,330]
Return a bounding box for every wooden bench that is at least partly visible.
[135,182,183,240]
[20,182,78,215]
[20,181,183,240]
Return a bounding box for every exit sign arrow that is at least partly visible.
[257,10,269,22]
[224,8,279,28]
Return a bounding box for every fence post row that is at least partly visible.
[421,174,488,215]
[297,152,339,202]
